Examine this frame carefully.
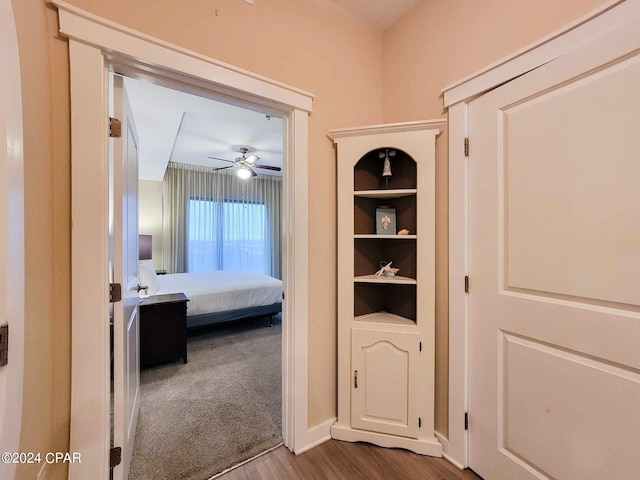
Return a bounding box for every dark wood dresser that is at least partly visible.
[139,293,189,368]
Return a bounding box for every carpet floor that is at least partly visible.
[128,315,282,480]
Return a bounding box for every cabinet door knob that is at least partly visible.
[354,370,358,389]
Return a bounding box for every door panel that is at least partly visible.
[504,60,640,306]
[112,74,140,480]
[469,18,640,480]
[351,328,420,438]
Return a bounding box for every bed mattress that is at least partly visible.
[155,270,282,317]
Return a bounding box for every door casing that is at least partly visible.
[443,0,640,468]
[53,3,314,479]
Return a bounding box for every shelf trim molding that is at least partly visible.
[328,119,446,141]
[355,234,417,239]
[354,275,417,285]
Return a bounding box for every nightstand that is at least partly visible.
[139,293,189,368]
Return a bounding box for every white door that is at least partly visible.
[351,328,421,438]
[111,75,141,480]
[468,18,640,480]
[0,1,24,479]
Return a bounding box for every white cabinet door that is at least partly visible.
[351,328,421,438]
[468,17,640,480]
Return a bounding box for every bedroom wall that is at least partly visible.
[139,180,164,270]
[383,0,611,436]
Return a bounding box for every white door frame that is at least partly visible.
[0,1,25,479]
[442,0,640,468]
[51,2,313,479]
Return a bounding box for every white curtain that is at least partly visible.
[162,162,282,278]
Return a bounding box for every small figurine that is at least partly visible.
[397,228,410,235]
[375,261,400,278]
[381,215,391,230]
[379,149,396,188]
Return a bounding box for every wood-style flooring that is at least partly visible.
[216,440,482,480]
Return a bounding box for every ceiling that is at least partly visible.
[126,2,419,181]
[124,77,283,182]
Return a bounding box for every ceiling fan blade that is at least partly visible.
[244,154,259,164]
[254,164,282,171]
[249,167,258,177]
[212,165,236,171]
[207,156,235,163]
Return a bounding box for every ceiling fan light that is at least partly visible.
[237,166,252,179]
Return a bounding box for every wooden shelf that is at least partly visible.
[354,189,417,199]
[354,311,416,326]
[354,275,416,285]
[354,234,417,240]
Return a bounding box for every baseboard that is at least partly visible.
[294,417,336,455]
[435,431,466,470]
[331,423,442,457]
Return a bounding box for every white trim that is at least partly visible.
[52,4,313,478]
[433,430,465,470]
[441,0,640,106]
[294,417,336,455]
[328,119,446,139]
[331,423,442,457]
[446,102,469,468]
[51,0,313,112]
[445,0,640,470]
[0,2,25,480]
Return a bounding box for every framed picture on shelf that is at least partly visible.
[376,206,396,235]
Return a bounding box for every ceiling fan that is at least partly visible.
[208,147,282,179]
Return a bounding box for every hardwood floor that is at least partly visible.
[216,440,482,480]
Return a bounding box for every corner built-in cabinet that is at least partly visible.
[329,120,444,456]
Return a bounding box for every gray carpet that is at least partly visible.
[128,315,282,480]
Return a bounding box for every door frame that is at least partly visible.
[0,1,25,479]
[442,0,640,468]
[52,2,313,479]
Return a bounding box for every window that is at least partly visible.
[187,198,269,275]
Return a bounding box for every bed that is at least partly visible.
[139,261,282,329]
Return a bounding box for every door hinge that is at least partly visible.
[354,370,358,389]
[109,283,122,303]
[110,446,122,468]
[418,417,422,428]
[109,117,122,138]
[419,341,422,352]
[464,412,469,430]
[464,275,469,293]
[0,323,8,366]
[464,137,469,156]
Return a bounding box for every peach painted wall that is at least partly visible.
[383,0,611,435]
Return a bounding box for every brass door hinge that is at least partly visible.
[464,137,469,157]
[109,283,122,303]
[109,117,122,138]
[110,446,122,468]
[0,324,8,366]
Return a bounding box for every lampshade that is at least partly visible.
[139,235,152,260]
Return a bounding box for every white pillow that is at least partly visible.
[139,261,160,294]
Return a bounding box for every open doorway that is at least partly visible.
[60,5,313,477]
[110,74,286,479]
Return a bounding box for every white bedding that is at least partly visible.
[155,270,282,317]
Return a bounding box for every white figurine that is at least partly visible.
[375,261,400,278]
